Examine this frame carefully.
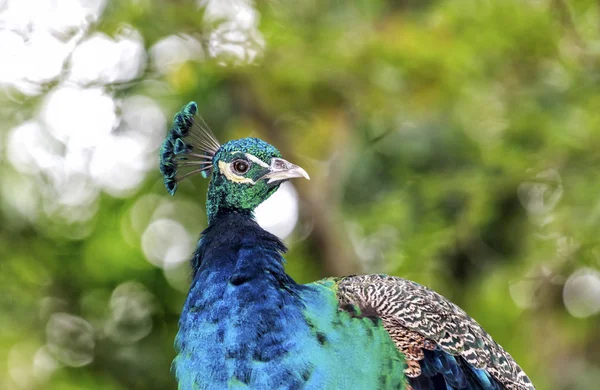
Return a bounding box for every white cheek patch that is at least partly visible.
[218,160,256,185]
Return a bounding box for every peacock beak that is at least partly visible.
[262,158,310,184]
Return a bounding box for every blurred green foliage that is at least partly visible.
[1,0,600,389]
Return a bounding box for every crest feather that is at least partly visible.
[159,102,221,195]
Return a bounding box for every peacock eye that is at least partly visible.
[231,159,250,174]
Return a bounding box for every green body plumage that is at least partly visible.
[294,279,407,388]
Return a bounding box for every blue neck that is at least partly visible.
[173,211,306,387]
[190,211,289,279]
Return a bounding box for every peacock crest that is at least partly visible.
[159,102,221,195]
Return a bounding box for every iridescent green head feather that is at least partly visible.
[159,102,309,223]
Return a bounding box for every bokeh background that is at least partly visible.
[1,0,599,389]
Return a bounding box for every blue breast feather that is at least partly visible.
[173,212,503,389]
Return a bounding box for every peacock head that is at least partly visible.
[159,102,309,222]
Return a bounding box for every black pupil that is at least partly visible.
[233,160,249,173]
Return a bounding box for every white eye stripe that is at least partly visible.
[244,153,269,168]
[228,151,269,168]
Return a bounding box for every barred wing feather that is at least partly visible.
[335,275,534,390]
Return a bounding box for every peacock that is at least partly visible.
[159,102,535,390]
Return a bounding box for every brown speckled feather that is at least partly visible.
[335,274,534,390]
